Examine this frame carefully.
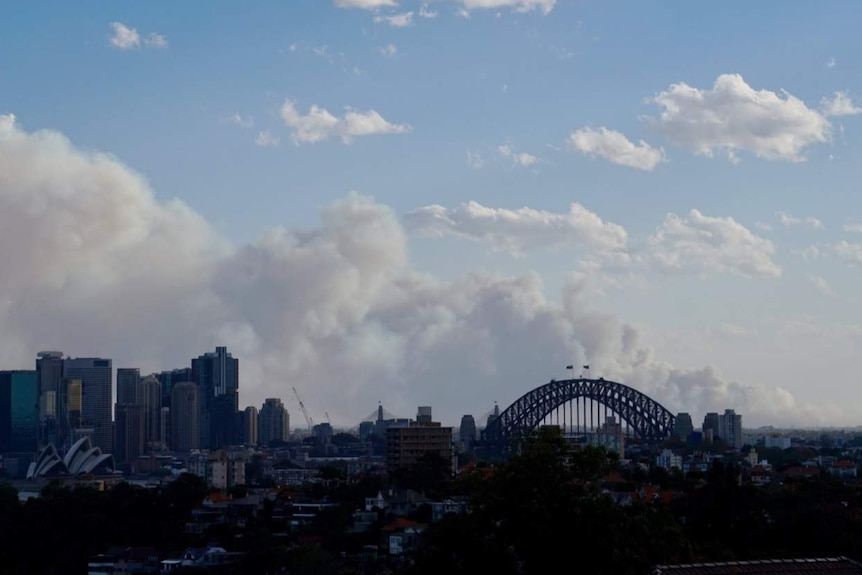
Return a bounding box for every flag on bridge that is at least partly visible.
[565,365,573,370]
[583,365,590,370]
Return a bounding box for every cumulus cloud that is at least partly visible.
[466,151,484,169]
[0,114,846,426]
[404,200,628,255]
[649,73,831,162]
[280,100,410,144]
[498,144,540,167]
[844,222,862,233]
[374,12,414,27]
[831,241,862,264]
[454,0,556,14]
[820,91,862,117]
[222,113,254,128]
[643,209,781,278]
[568,126,665,171]
[109,22,167,50]
[776,211,824,229]
[109,22,141,50]
[419,3,438,17]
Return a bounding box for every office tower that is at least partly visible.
[359,421,375,441]
[64,378,82,434]
[63,358,113,453]
[242,406,258,446]
[139,375,162,448]
[0,370,38,455]
[259,398,289,446]
[459,415,477,452]
[171,382,200,451]
[35,351,64,447]
[114,403,145,466]
[417,406,433,424]
[192,347,239,449]
[159,407,171,449]
[702,412,719,443]
[116,368,141,405]
[718,409,743,449]
[674,413,694,441]
[156,368,191,410]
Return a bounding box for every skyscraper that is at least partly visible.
[242,406,259,446]
[459,414,477,452]
[114,403,145,466]
[702,412,719,443]
[718,409,743,449]
[116,368,141,405]
[0,370,38,454]
[171,382,200,452]
[156,368,191,410]
[259,398,289,446]
[63,358,113,453]
[35,351,64,447]
[674,413,694,441]
[139,375,162,448]
[192,347,239,449]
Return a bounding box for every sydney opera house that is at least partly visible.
[26,436,118,479]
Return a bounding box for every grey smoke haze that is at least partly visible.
[0,114,837,426]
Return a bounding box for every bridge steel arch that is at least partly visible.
[481,378,676,446]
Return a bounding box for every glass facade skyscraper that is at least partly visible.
[63,358,113,453]
[192,347,239,449]
[0,370,38,454]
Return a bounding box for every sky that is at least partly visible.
[1,0,862,429]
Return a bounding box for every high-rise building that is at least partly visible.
[259,398,289,446]
[115,403,145,466]
[192,347,239,449]
[417,406,433,424]
[139,375,162,448]
[159,407,171,450]
[459,415,477,452]
[718,409,743,449]
[116,368,141,405]
[242,406,258,446]
[35,351,64,447]
[171,382,200,452]
[63,358,113,453]
[156,368,191,410]
[64,378,82,434]
[702,412,719,443]
[0,370,38,455]
[674,413,694,441]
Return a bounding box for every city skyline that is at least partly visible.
[1,2,862,427]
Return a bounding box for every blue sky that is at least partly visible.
[2,0,862,427]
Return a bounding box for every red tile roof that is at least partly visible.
[653,557,862,574]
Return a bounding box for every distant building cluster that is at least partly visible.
[673,409,744,449]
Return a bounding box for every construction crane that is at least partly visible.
[292,386,314,432]
[324,412,332,425]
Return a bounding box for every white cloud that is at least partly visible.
[378,43,398,57]
[643,209,781,278]
[649,73,831,162]
[404,200,628,255]
[806,274,833,297]
[109,22,167,51]
[334,0,398,8]
[0,114,848,426]
[568,126,665,171]
[374,12,414,27]
[280,100,410,144]
[831,241,862,264]
[754,221,772,232]
[827,57,837,69]
[144,32,168,49]
[792,245,821,262]
[254,131,281,147]
[498,144,539,167]
[844,222,862,233]
[109,22,140,50]
[419,3,438,17]
[454,0,556,15]
[776,211,824,229]
[466,151,484,169]
[222,113,254,129]
[820,91,862,117]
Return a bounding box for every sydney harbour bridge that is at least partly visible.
[479,377,676,449]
